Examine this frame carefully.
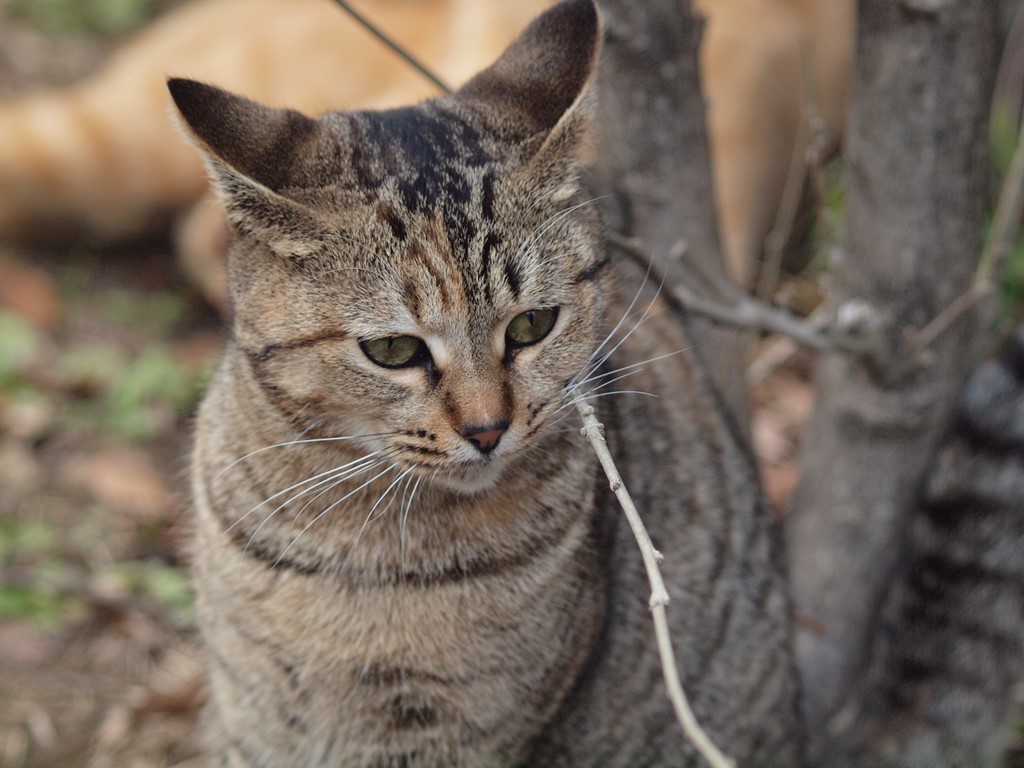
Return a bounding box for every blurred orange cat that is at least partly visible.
[0,0,852,302]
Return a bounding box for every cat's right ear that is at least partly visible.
[168,78,324,192]
[168,78,324,246]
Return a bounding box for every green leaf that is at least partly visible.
[0,585,66,632]
[0,518,57,564]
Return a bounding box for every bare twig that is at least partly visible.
[576,402,736,768]
[746,307,829,385]
[910,95,1024,353]
[909,283,990,355]
[609,231,884,360]
[756,39,820,305]
[329,0,453,94]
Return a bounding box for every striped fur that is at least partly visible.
[825,327,1024,767]
[179,2,803,765]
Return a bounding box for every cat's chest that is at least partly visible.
[194,388,609,763]
[200,514,605,765]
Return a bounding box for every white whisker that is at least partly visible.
[243,456,389,552]
[575,298,667,392]
[225,451,385,533]
[579,246,659,372]
[399,474,424,574]
[216,430,400,479]
[274,464,399,567]
[520,196,606,260]
[556,371,647,414]
[349,467,416,556]
[566,348,685,398]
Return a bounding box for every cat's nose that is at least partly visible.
[460,422,508,454]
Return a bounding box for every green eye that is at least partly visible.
[506,308,559,348]
[360,335,429,368]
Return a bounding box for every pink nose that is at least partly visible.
[460,423,508,454]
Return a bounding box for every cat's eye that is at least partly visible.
[506,308,558,348]
[360,335,430,368]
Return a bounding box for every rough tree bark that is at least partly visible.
[832,327,1024,767]
[590,0,748,419]
[584,0,1017,763]
[786,0,998,741]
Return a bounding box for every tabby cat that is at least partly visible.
[177,1,803,765]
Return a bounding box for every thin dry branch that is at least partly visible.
[608,231,885,361]
[576,402,736,768]
[910,97,1024,353]
[746,307,829,385]
[756,39,822,306]
[330,0,452,93]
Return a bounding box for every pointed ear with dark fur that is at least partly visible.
[456,0,600,147]
[168,78,330,247]
[456,0,600,198]
[168,78,327,192]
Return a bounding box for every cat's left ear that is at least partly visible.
[456,0,601,165]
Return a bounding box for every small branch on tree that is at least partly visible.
[608,231,885,362]
[908,283,991,360]
[746,307,829,385]
[756,39,823,306]
[576,402,736,768]
[909,72,1024,355]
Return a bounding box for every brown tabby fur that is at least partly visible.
[0,0,852,294]
[178,2,803,765]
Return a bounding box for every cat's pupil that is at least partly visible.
[360,335,429,369]
[506,308,558,348]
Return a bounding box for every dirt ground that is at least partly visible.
[0,4,213,765]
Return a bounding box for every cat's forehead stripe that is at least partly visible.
[503,259,523,301]
[479,232,500,304]
[410,233,455,310]
[346,106,492,212]
[481,171,497,222]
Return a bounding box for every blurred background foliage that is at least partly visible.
[9,0,179,36]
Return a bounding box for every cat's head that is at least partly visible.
[170,0,609,493]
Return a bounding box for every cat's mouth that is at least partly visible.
[381,427,529,495]
[430,454,507,495]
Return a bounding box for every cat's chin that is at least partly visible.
[431,460,507,496]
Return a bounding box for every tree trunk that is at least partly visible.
[786,0,998,740]
[590,0,748,419]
